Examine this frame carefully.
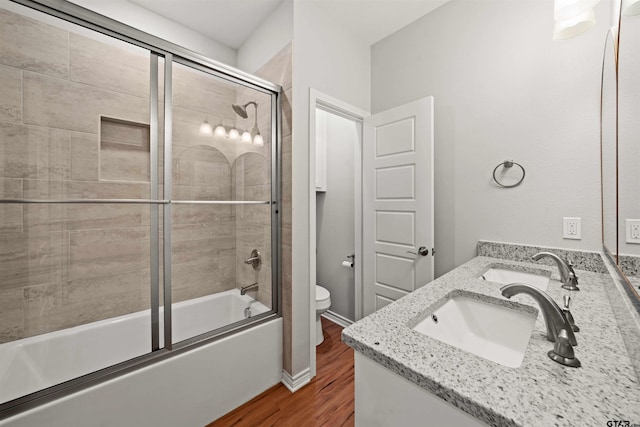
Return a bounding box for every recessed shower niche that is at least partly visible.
[100,117,151,182]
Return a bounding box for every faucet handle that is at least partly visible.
[244,249,262,271]
[562,295,580,332]
[548,329,581,368]
[562,271,580,291]
[561,257,580,290]
[565,259,579,278]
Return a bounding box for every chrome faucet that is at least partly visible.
[501,283,580,367]
[240,282,258,296]
[501,283,577,345]
[531,251,579,291]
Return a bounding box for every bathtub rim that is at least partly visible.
[0,289,271,354]
[0,309,280,421]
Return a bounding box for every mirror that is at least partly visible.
[601,2,640,306]
[617,5,640,293]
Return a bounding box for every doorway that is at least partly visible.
[315,108,359,324]
[309,90,368,377]
[308,92,434,377]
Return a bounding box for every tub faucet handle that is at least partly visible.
[244,249,262,271]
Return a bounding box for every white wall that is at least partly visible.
[68,0,237,66]
[237,0,293,74]
[292,0,370,375]
[372,0,611,277]
[316,110,358,322]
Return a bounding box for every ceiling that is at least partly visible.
[312,0,450,46]
[128,0,450,49]
[129,0,283,49]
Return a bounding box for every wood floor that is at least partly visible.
[207,318,355,427]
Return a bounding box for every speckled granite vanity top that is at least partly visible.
[342,256,640,426]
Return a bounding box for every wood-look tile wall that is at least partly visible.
[0,8,155,343]
[0,7,279,344]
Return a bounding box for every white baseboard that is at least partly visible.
[281,368,311,392]
[322,310,354,328]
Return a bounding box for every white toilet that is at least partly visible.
[315,285,331,346]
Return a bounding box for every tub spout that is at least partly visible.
[241,282,258,295]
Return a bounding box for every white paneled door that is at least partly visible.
[362,97,434,317]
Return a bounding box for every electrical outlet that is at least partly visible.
[563,217,581,240]
[626,219,640,244]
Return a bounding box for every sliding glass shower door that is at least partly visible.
[0,0,280,414]
[0,3,162,403]
[168,61,275,344]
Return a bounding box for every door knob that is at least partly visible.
[407,246,429,257]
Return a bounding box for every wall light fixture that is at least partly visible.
[553,0,600,39]
[623,0,640,15]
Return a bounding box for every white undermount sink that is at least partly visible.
[481,267,550,291]
[412,294,537,368]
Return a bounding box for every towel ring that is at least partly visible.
[493,160,525,188]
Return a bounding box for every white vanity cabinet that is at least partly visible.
[355,353,488,427]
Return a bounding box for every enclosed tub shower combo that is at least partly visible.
[0,0,283,423]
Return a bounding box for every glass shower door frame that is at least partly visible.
[0,0,282,419]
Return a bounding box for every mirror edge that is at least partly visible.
[601,26,619,263]
[601,2,640,315]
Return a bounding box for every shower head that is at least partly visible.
[232,104,248,118]
[231,101,257,119]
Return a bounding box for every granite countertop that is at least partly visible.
[342,256,640,426]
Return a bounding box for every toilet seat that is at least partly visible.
[316,285,331,311]
[316,285,330,302]
[315,285,332,346]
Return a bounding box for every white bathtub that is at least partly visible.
[0,289,270,404]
